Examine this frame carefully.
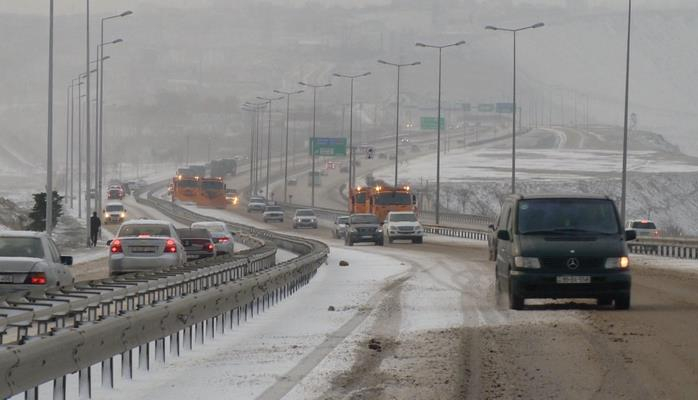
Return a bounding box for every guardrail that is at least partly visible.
[422,225,489,241]
[0,184,329,399]
[629,237,698,260]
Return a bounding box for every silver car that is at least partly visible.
[0,231,75,297]
[108,219,186,275]
[247,196,267,213]
[263,205,285,223]
[191,221,235,255]
[102,201,127,225]
[333,216,349,238]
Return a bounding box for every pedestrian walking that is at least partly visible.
[90,211,101,247]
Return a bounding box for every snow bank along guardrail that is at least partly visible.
[0,184,329,399]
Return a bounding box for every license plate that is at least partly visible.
[362,235,373,239]
[556,275,591,284]
[0,275,13,283]
[131,246,156,253]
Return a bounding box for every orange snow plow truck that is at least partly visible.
[349,183,416,223]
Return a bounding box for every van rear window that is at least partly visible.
[517,199,620,235]
[631,221,656,229]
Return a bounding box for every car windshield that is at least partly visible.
[118,224,171,237]
[374,192,412,205]
[337,217,349,224]
[351,214,379,224]
[297,210,315,216]
[517,199,620,235]
[0,237,44,258]
[631,221,657,229]
[266,207,283,212]
[106,205,123,212]
[390,213,417,222]
[250,197,265,203]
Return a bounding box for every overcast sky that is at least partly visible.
[1,0,696,16]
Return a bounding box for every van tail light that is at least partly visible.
[164,239,177,253]
[111,239,123,254]
[25,272,47,285]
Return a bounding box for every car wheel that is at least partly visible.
[415,237,423,244]
[615,293,631,310]
[508,279,524,310]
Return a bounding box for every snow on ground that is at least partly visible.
[36,248,406,400]
[633,254,698,276]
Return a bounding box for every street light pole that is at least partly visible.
[621,0,632,228]
[416,40,465,225]
[377,59,420,189]
[274,89,304,203]
[333,72,371,195]
[244,101,266,196]
[486,22,544,194]
[85,0,93,246]
[298,81,332,208]
[46,0,55,234]
[257,96,284,199]
[70,79,81,210]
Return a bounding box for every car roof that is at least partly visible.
[387,211,415,215]
[296,209,315,212]
[120,219,171,225]
[350,213,376,217]
[505,193,612,201]
[0,230,46,238]
[192,221,225,226]
[106,201,124,206]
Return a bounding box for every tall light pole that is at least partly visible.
[65,84,70,202]
[46,0,55,234]
[70,79,82,210]
[244,101,266,196]
[78,69,97,220]
[241,106,257,195]
[620,0,632,227]
[85,0,93,246]
[98,10,131,213]
[377,59,420,189]
[298,81,332,208]
[257,95,284,199]
[416,40,465,224]
[333,72,371,196]
[274,89,304,202]
[96,38,122,213]
[486,22,544,194]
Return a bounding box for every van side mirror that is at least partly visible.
[496,230,511,241]
[60,256,73,266]
[625,230,637,241]
[106,239,113,246]
[488,224,495,231]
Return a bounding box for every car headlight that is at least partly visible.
[376,228,383,233]
[120,212,126,218]
[605,257,630,269]
[514,257,541,269]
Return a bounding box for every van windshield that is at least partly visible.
[517,199,620,235]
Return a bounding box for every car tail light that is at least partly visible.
[218,237,230,244]
[111,239,123,254]
[164,239,177,253]
[25,272,47,285]
[206,243,214,252]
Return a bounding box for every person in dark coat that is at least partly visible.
[90,211,101,247]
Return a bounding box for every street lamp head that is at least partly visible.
[485,25,498,31]
[415,42,427,47]
[332,73,342,78]
[298,81,307,86]
[323,83,332,88]
[410,61,421,66]
[377,59,389,65]
[112,38,124,44]
[120,10,133,17]
[361,72,371,77]
[532,22,545,29]
[454,40,467,46]
[102,56,111,61]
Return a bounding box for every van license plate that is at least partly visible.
[556,275,591,284]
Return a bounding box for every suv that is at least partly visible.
[103,201,127,224]
[493,194,636,310]
[263,205,285,223]
[293,209,318,229]
[384,211,423,243]
[625,219,660,238]
[345,213,384,246]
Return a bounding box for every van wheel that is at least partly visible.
[509,280,524,310]
[615,293,631,310]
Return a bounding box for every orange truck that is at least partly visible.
[350,184,416,222]
[172,175,199,203]
[196,177,227,209]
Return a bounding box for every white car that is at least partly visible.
[108,219,186,275]
[103,201,127,224]
[293,209,318,229]
[247,196,267,212]
[0,231,75,296]
[191,221,235,255]
[263,205,285,223]
[333,216,349,238]
[384,211,424,244]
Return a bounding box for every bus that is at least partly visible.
[196,177,227,209]
[172,175,199,203]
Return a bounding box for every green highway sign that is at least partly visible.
[420,116,445,130]
[309,137,347,156]
[496,103,514,113]
[478,103,495,112]
[461,103,472,112]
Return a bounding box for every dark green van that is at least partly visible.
[494,194,636,310]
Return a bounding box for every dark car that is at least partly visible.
[175,228,216,260]
[494,194,636,310]
[345,213,384,246]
